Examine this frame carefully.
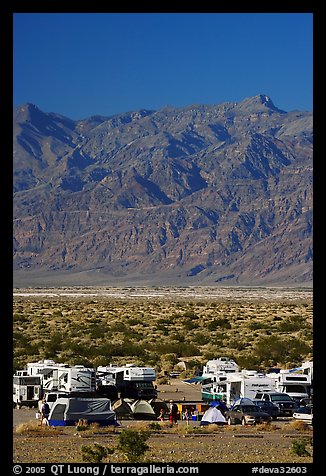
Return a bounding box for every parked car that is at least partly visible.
[292,405,313,425]
[254,392,297,416]
[253,399,280,420]
[226,403,272,426]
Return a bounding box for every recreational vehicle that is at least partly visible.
[201,373,228,402]
[13,373,42,408]
[266,370,311,402]
[202,357,239,377]
[224,370,275,406]
[97,364,157,400]
[26,360,96,393]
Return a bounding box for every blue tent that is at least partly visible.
[209,400,228,412]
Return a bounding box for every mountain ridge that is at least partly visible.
[13,95,313,287]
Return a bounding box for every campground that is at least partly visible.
[12,379,314,464]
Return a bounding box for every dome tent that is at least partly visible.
[209,400,228,413]
[200,406,227,426]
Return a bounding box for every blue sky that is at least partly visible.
[13,13,313,119]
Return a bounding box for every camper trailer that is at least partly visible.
[224,371,275,406]
[97,364,157,400]
[266,370,311,403]
[13,373,42,408]
[26,360,96,393]
[201,358,239,403]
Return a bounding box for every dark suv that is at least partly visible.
[254,392,297,416]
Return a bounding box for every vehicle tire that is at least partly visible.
[241,417,246,426]
[272,416,277,420]
[227,417,232,426]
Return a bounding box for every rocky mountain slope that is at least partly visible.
[13,95,313,286]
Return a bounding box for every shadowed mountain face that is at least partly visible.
[13,95,313,286]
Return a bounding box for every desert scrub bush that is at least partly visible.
[254,421,276,432]
[291,439,311,457]
[81,443,114,463]
[147,422,162,431]
[75,419,90,431]
[117,429,150,463]
[15,421,54,435]
[208,318,231,330]
[286,420,312,432]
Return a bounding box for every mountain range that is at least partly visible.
[13,94,313,287]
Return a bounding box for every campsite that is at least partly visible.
[13,377,313,464]
[12,287,313,464]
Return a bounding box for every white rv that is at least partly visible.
[97,364,157,400]
[202,357,239,377]
[201,372,229,402]
[13,372,42,408]
[266,370,311,403]
[26,360,96,393]
[201,358,239,403]
[224,370,275,406]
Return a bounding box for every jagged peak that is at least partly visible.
[236,94,286,114]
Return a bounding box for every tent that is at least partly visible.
[48,397,117,426]
[209,400,228,413]
[130,399,156,419]
[112,398,133,418]
[200,406,227,426]
[230,397,254,409]
[149,398,169,417]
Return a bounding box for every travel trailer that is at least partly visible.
[97,364,157,400]
[26,360,96,393]
[224,370,275,406]
[201,357,239,403]
[13,372,42,408]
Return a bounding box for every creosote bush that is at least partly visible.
[291,439,311,457]
[81,443,114,463]
[117,429,150,463]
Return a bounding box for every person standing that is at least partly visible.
[169,400,179,425]
[40,397,50,426]
[184,408,190,425]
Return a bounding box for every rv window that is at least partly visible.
[47,394,57,402]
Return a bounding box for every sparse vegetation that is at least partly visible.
[291,439,311,457]
[81,443,114,463]
[117,428,150,462]
[13,292,312,373]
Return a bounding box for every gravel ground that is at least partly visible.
[13,409,313,464]
[12,379,314,464]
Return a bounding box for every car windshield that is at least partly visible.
[270,394,292,402]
